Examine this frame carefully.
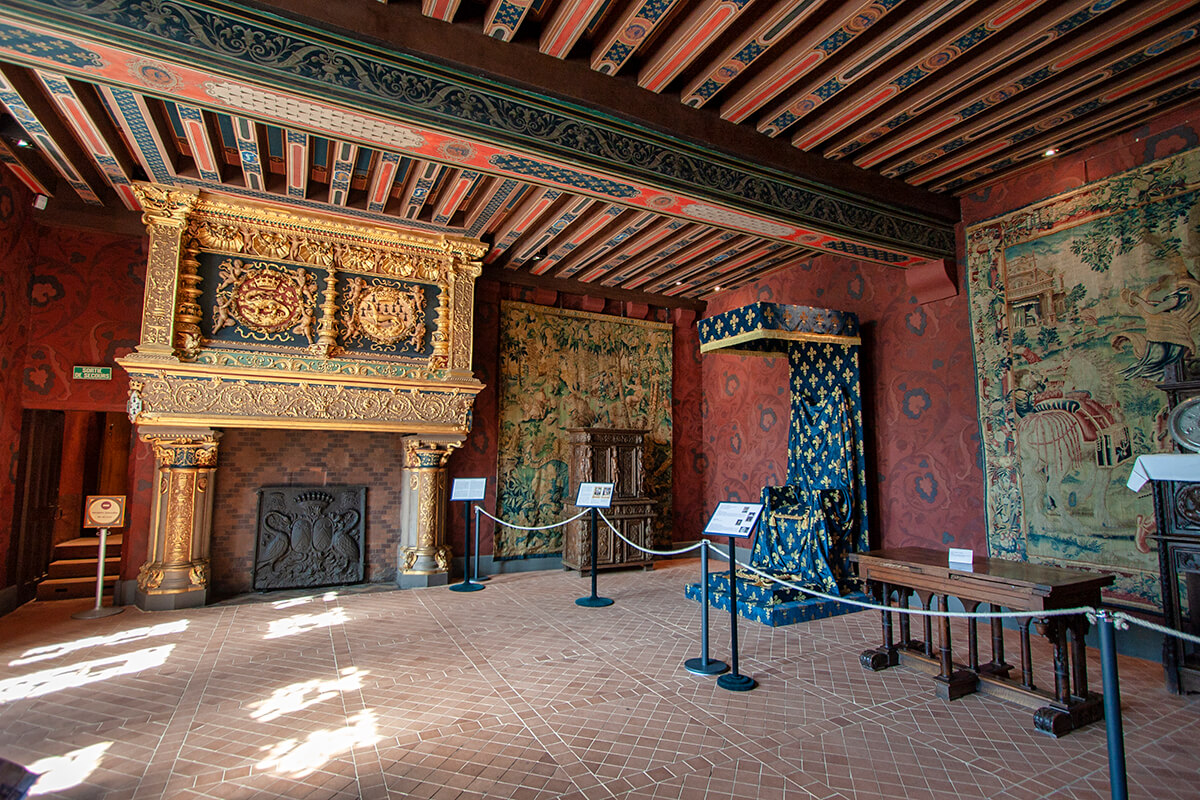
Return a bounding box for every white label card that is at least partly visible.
[704,502,763,538]
[948,548,974,572]
[575,482,614,508]
[451,478,487,501]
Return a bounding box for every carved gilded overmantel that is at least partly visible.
[119,185,486,608]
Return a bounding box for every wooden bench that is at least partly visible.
[850,547,1114,737]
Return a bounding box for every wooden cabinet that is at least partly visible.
[1154,361,1200,694]
[562,427,655,571]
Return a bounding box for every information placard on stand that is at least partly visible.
[575,483,615,607]
[449,478,487,592]
[703,502,763,538]
[74,495,127,619]
[575,482,614,508]
[703,501,763,691]
[451,478,487,502]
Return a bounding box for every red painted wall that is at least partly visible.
[22,227,146,411]
[702,256,987,552]
[0,171,36,586]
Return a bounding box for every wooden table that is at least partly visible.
[851,547,1114,737]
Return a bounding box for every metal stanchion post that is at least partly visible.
[449,500,483,593]
[716,536,755,691]
[1096,609,1128,800]
[685,539,729,676]
[576,508,613,607]
[72,527,124,620]
[472,506,489,582]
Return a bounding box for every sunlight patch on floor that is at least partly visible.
[249,667,367,722]
[10,620,189,667]
[256,709,380,778]
[26,742,111,796]
[264,607,348,640]
[0,645,175,704]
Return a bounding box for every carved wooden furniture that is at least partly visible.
[852,547,1113,737]
[1153,361,1200,693]
[563,428,654,572]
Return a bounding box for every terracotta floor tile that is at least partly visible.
[0,560,1196,799]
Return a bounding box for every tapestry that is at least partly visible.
[496,301,672,558]
[966,147,1200,609]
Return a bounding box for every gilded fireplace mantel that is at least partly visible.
[119,183,485,434]
[119,185,488,609]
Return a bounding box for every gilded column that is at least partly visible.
[136,426,220,611]
[397,434,461,588]
[130,184,199,361]
[448,258,482,380]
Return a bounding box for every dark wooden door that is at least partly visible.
[10,409,64,605]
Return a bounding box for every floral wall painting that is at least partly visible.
[496,301,672,559]
[966,146,1200,609]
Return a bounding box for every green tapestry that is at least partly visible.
[966,147,1200,609]
[496,302,673,558]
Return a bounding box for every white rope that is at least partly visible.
[1113,611,1200,646]
[701,544,1095,621]
[596,510,707,557]
[475,506,589,531]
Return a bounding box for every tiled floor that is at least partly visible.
[0,560,1197,799]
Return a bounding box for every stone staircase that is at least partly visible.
[36,535,122,601]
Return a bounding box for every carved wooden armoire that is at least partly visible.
[1154,361,1200,693]
[563,428,654,572]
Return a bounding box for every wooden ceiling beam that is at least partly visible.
[541,0,610,59]
[637,0,755,93]
[756,0,969,137]
[827,0,1189,164]
[35,70,139,209]
[483,0,537,41]
[641,235,758,294]
[0,64,105,206]
[481,262,706,311]
[718,0,895,125]
[910,52,1200,186]
[575,216,680,282]
[680,0,823,109]
[547,208,653,278]
[873,10,1200,177]
[772,0,1059,145]
[621,229,732,289]
[932,69,1200,193]
[600,223,706,286]
[590,0,683,76]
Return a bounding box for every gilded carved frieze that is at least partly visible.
[127,372,476,431]
[119,186,485,434]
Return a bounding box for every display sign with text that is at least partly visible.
[450,477,487,501]
[575,482,614,508]
[83,495,126,528]
[703,502,763,538]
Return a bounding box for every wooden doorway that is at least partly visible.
[10,409,64,605]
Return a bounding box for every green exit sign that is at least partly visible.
[73,366,113,381]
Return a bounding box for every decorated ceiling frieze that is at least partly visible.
[0,0,956,266]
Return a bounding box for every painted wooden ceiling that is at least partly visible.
[416,0,1200,193]
[0,0,1194,300]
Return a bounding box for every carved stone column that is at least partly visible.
[397,435,461,588]
[136,426,220,610]
[129,184,199,361]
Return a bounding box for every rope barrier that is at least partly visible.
[596,510,707,557]
[699,543,1095,621]
[475,506,588,531]
[475,504,1200,647]
[1113,610,1200,646]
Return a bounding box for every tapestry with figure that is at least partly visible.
[496,302,672,558]
[966,147,1200,609]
